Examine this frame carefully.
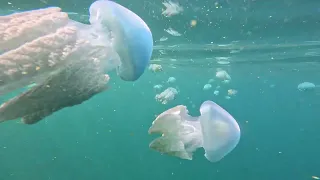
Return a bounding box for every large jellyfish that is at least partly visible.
[0,0,153,124]
[148,101,240,162]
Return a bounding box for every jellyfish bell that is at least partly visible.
[148,101,240,162]
[198,101,240,162]
[297,82,316,91]
[89,0,153,81]
[0,0,153,124]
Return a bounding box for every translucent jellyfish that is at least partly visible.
[215,57,230,65]
[155,87,178,104]
[159,36,168,42]
[203,84,212,91]
[0,0,153,124]
[216,69,231,81]
[167,77,176,83]
[208,78,215,84]
[148,64,163,72]
[297,82,317,91]
[214,90,219,96]
[153,84,163,90]
[148,101,241,162]
[222,79,230,84]
[165,28,181,36]
[162,1,183,17]
[228,89,238,96]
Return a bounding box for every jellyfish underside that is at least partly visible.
[0,0,153,124]
[148,101,240,162]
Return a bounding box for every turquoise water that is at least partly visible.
[1,0,320,180]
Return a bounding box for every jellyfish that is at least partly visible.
[228,89,238,96]
[0,0,153,124]
[162,1,183,17]
[203,84,212,90]
[208,78,215,84]
[216,69,231,81]
[153,84,163,90]
[155,87,178,104]
[148,64,163,72]
[148,101,241,162]
[167,77,176,83]
[297,82,317,91]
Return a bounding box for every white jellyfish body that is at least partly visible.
[155,87,178,104]
[162,1,183,17]
[228,89,238,96]
[297,82,316,91]
[203,84,212,91]
[208,79,215,84]
[153,84,163,90]
[167,77,176,83]
[0,0,153,124]
[148,64,163,72]
[222,80,230,84]
[148,101,241,162]
[214,90,219,96]
[216,70,231,81]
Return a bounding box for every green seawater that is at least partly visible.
[0,0,320,180]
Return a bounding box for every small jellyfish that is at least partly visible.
[208,78,215,84]
[297,82,317,91]
[167,77,176,83]
[215,57,230,65]
[165,28,181,36]
[222,80,230,84]
[228,89,237,96]
[214,90,219,96]
[225,96,231,100]
[159,36,168,42]
[162,1,183,17]
[148,101,241,162]
[216,69,231,80]
[155,87,178,104]
[148,64,163,72]
[203,84,212,91]
[153,84,163,90]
